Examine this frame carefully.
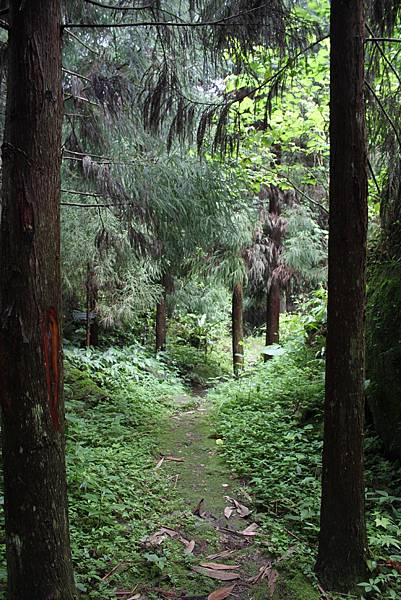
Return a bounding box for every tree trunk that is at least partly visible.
[155,279,167,352]
[0,3,76,599]
[266,278,280,348]
[315,0,367,592]
[232,282,244,376]
[264,187,282,362]
[86,263,99,348]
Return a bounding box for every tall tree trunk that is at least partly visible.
[0,3,76,599]
[232,281,244,376]
[86,263,99,348]
[315,0,367,591]
[264,187,282,362]
[155,277,167,352]
[266,278,280,347]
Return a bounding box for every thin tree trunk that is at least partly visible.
[266,278,280,347]
[264,187,282,362]
[315,0,367,591]
[232,281,244,376]
[155,277,167,352]
[0,2,76,599]
[86,263,98,348]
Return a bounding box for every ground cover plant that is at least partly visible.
[0,343,192,599]
[209,316,401,599]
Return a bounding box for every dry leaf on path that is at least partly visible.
[183,540,196,554]
[164,455,184,462]
[224,506,235,519]
[207,584,236,600]
[200,562,239,570]
[240,523,259,536]
[223,496,252,519]
[192,566,241,581]
[267,569,279,597]
[232,499,251,518]
[250,561,272,584]
[193,498,205,517]
[206,550,236,560]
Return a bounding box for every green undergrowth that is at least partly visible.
[63,343,191,598]
[209,321,401,600]
[165,338,232,386]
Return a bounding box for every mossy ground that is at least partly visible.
[149,390,319,599]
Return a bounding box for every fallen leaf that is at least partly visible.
[183,540,196,554]
[232,499,251,518]
[200,562,239,570]
[193,498,205,517]
[155,457,165,469]
[240,522,259,536]
[192,567,240,581]
[224,506,235,519]
[250,561,272,584]
[267,569,279,597]
[207,584,236,600]
[206,550,236,560]
[164,455,184,462]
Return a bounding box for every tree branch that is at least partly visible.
[63,5,277,29]
[61,189,102,197]
[365,37,401,43]
[279,174,329,216]
[85,0,155,10]
[365,80,401,150]
[365,24,401,87]
[63,28,100,55]
[62,68,91,83]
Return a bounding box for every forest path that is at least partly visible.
[142,389,276,600]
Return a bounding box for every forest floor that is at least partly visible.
[145,388,318,600]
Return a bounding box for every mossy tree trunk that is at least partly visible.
[0,2,76,598]
[232,281,244,376]
[315,0,367,591]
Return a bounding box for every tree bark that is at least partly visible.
[264,186,282,362]
[266,278,280,347]
[0,3,77,599]
[86,262,99,348]
[155,278,167,352]
[232,282,244,376]
[315,0,367,591]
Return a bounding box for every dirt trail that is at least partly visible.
[151,390,274,600]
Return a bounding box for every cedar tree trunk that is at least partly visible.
[0,3,77,599]
[315,0,368,591]
[264,187,281,361]
[155,277,167,352]
[232,281,244,376]
[86,263,99,347]
[266,278,280,347]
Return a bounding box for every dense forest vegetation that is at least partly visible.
[0,0,401,598]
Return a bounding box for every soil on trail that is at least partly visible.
[149,390,277,600]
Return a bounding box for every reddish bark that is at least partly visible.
[0,2,76,598]
[315,0,368,591]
